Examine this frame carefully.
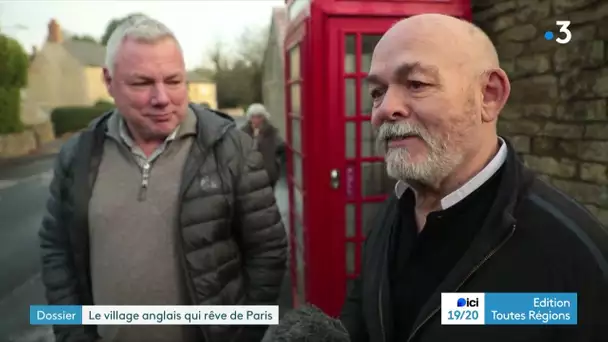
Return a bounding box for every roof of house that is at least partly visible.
[63,39,107,67]
[60,39,212,84]
[273,7,287,57]
[187,71,212,83]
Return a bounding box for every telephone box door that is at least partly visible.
[326,16,400,316]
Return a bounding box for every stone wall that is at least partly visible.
[30,121,56,147]
[262,19,287,140]
[472,0,608,225]
[0,130,38,158]
[0,121,55,158]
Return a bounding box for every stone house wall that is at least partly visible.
[472,0,608,225]
[262,22,287,139]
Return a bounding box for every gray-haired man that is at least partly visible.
[39,15,287,342]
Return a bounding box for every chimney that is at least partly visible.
[47,19,62,43]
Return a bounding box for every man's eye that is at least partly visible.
[370,89,384,99]
[408,80,428,90]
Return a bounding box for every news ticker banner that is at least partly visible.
[30,305,279,325]
[441,293,577,325]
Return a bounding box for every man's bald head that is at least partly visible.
[368,13,511,190]
[378,13,499,79]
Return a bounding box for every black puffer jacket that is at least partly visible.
[39,104,288,342]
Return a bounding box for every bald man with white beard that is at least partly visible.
[340,14,608,342]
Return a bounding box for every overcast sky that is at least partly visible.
[0,0,284,69]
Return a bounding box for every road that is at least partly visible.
[0,156,56,342]
[0,153,292,342]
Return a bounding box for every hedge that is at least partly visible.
[51,102,114,136]
[0,87,22,134]
[0,34,28,134]
[0,34,28,88]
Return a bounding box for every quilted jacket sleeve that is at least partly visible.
[39,135,97,342]
[232,130,288,339]
[233,130,288,300]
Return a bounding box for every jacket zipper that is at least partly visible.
[176,146,211,342]
[175,123,233,341]
[406,224,516,342]
[138,162,150,201]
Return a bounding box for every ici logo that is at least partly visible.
[457,297,479,308]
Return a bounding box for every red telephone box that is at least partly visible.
[283,0,471,317]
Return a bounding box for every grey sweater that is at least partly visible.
[88,112,198,342]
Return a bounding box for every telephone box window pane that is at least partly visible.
[345,204,356,237]
[361,162,395,197]
[344,34,356,73]
[293,153,303,187]
[361,244,364,265]
[294,187,304,221]
[346,279,356,296]
[296,243,306,302]
[361,78,373,116]
[291,119,301,152]
[290,46,300,80]
[361,121,380,157]
[362,202,383,236]
[346,122,356,158]
[346,242,356,274]
[361,35,382,72]
[291,83,301,116]
[345,78,356,117]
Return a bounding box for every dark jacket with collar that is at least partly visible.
[340,138,608,342]
[39,104,288,342]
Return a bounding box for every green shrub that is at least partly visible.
[94,99,114,109]
[0,34,28,134]
[0,34,28,88]
[0,87,23,134]
[51,106,112,136]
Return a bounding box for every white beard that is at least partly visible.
[377,122,464,186]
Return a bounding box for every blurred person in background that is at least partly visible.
[340,13,608,342]
[241,103,285,189]
[39,14,287,342]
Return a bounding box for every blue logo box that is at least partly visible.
[30,305,82,325]
[485,293,577,325]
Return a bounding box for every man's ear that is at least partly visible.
[102,67,113,96]
[480,68,510,123]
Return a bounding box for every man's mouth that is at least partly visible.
[387,133,417,140]
[148,113,172,122]
[386,133,421,147]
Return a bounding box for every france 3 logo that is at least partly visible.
[441,293,485,325]
[544,21,572,44]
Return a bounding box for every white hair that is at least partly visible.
[246,103,270,119]
[104,14,182,76]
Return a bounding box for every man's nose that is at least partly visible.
[151,83,170,106]
[378,87,410,120]
[371,87,410,125]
